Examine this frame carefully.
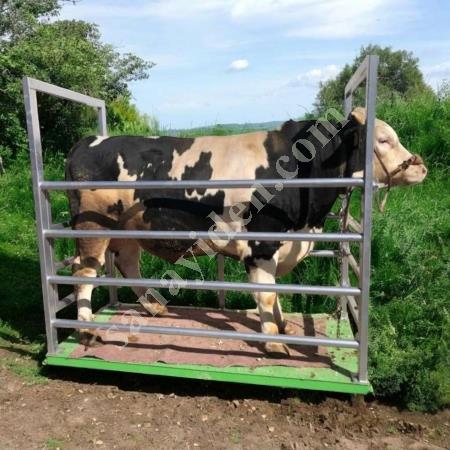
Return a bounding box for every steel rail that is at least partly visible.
[52,318,359,349]
[48,275,361,296]
[40,178,365,191]
[44,228,363,242]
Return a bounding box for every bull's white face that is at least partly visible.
[352,107,428,186]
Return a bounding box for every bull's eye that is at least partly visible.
[379,138,389,144]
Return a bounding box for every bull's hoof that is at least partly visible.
[280,321,296,335]
[138,297,168,316]
[79,330,104,348]
[264,342,290,358]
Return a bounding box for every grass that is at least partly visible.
[44,438,65,450]
[0,90,449,411]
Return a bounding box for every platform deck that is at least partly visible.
[45,305,372,395]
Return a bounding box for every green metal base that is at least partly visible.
[44,307,372,395]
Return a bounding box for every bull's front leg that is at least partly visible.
[73,237,110,347]
[246,251,290,358]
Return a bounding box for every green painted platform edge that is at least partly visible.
[45,306,372,395]
[45,354,371,394]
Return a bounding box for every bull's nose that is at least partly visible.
[422,165,427,176]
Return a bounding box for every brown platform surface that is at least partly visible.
[70,305,332,368]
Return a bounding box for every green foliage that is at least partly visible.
[0,0,60,40]
[377,83,450,166]
[369,170,450,411]
[314,45,433,114]
[0,4,154,164]
[108,97,161,136]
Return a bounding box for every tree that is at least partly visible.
[0,2,154,162]
[0,0,61,41]
[314,45,433,114]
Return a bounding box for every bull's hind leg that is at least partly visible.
[74,237,109,347]
[109,239,168,316]
[247,252,290,358]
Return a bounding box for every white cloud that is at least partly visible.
[60,0,415,39]
[421,61,450,91]
[229,0,414,39]
[422,62,450,78]
[229,59,249,70]
[288,65,341,87]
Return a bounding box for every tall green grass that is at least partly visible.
[0,90,448,411]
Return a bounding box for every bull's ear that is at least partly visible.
[351,107,366,125]
[280,119,304,140]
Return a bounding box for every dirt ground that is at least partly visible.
[0,348,448,450]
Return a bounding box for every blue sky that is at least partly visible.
[59,0,450,129]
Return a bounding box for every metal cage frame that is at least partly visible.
[23,55,378,390]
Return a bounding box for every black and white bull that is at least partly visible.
[66,108,427,357]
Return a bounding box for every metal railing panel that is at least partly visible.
[23,76,109,355]
[23,54,377,384]
[343,55,378,383]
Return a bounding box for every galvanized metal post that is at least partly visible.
[105,251,118,305]
[358,55,378,383]
[23,77,59,354]
[217,254,225,308]
[341,73,354,318]
[97,104,107,137]
[96,100,118,305]
[338,193,351,319]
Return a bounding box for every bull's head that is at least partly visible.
[351,107,427,187]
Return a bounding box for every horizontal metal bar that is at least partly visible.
[26,77,105,109]
[55,293,76,312]
[309,250,338,258]
[44,229,362,242]
[48,275,361,296]
[40,178,365,191]
[51,318,359,349]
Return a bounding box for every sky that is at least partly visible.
[59,0,450,129]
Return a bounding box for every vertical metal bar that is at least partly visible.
[358,55,378,383]
[105,251,118,305]
[97,103,107,136]
[22,77,59,354]
[96,101,117,304]
[344,91,353,117]
[338,194,351,319]
[341,71,356,322]
[217,254,225,308]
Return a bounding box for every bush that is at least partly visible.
[369,170,450,411]
[377,83,450,166]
